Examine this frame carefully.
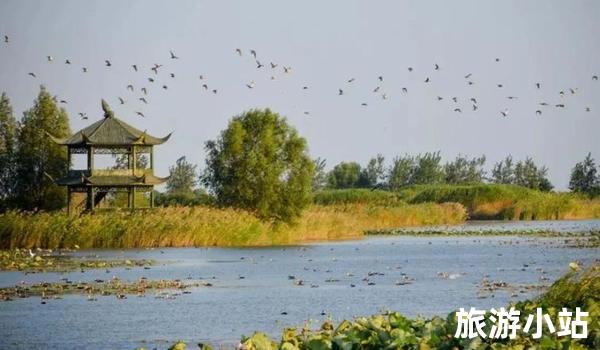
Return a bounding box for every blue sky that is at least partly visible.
[0,0,599,189]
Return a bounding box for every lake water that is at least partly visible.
[1,220,599,350]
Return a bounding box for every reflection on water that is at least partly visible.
[0,220,599,350]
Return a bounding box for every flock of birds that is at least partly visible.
[2,33,599,121]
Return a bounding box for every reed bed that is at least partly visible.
[398,184,600,220]
[0,202,467,249]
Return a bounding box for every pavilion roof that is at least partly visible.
[48,99,171,147]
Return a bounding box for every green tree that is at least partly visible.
[358,154,385,188]
[166,156,198,198]
[327,162,361,188]
[15,86,71,211]
[0,92,18,209]
[514,157,553,191]
[412,151,444,184]
[444,154,486,184]
[491,156,515,184]
[112,153,148,169]
[569,153,599,197]
[388,155,414,190]
[202,109,314,222]
[311,157,328,191]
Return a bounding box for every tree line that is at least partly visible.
[1,87,598,222]
[316,153,553,192]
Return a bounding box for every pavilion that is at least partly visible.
[48,100,171,213]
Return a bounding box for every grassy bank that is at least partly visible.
[172,263,599,350]
[397,184,600,220]
[0,202,466,249]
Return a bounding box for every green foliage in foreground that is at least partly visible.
[397,183,600,220]
[170,264,599,350]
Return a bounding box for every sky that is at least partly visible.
[0,0,599,190]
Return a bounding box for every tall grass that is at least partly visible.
[398,184,600,220]
[0,203,467,249]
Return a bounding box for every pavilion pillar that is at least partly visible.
[87,186,94,211]
[150,147,154,170]
[67,188,71,215]
[67,148,71,172]
[87,146,94,175]
[132,145,137,176]
[131,186,136,209]
[150,189,155,208]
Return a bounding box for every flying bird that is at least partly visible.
[437,96,443,101]
[202,84,208,90]
[378,76,384,81]
[59,100,68,104]
[569,88,577,94]
[162,85,168,90]
[246,81,256,89]
[47,56,53,62]
[148,77,155,83]
[65,59,71,64]
[235,48,242,56]
[500,109,509,117]
[536,83,541,89]
[452,97,458,103]
[373,86,380,93]
[536,110,542,115]
[472,105,478,111]
[382,93,388,100]
[256,60,264,69]
[361,103,368,106]
[408,67,413,72]
[170,50,179,59]
[139,97,148,104]
[593,75,598,81]
[302,86,309,90]
[82,67,88,73]
[3,35,8,43]
[78,112,87,119]
[170,73,175,78]
[402,87,408,93]
[141,87,147,95]
[539,102,549,106]
[132,64,138,71]
[199,75,204,80]
[270,62,278,69]
[283,66,292,74]
[454,108,462,113]
[585,107,591,112]
[495,58,500,62]
[467,81,475,85]
[507,96,518,100]
[105,60,111,67]
[212,89,217,94]
[555,104,565,108]
[338,89,344,95]
[470,98,477,104]
[424,77,430,83]
[497,84,503,88]
[250,49,257,58]
[151,64,162,74]
[347,78,355,83]
[136,111,145,117]
[118,97,125,104]
[127,84,134,91]
[28,72,36,78]
[434,63,440,70]
[464,73,472,79]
